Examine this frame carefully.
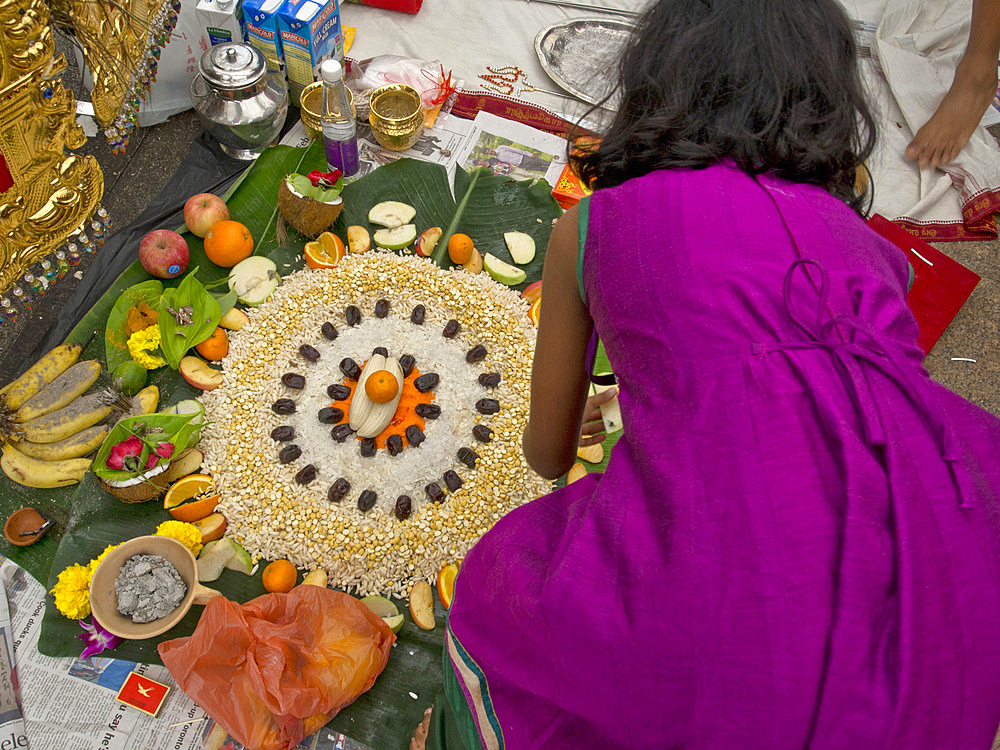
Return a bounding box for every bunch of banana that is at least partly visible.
[0,339,123,489]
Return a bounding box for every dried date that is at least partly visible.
[472,424,493,443]
[331,424,354,442]
[327,383,351,401]
[478,372,501,388]
[317,406,343,424]
[360,437,377,457]
[374,299,389,318]
[372,346,389,357]
[386,434,404,456]
[466,344,487,363]
[410,305,425,324]
[321,321,338,340]
[340,358,361,379]
[328,477,350,502]
[281,372,306,389]
[442,319,460,338]
[299,344,320,362]
[414,373,439,393]
[444,470,463,492]
[346,305,361,326]
[358,490,377,513]
[414,403,441,419]
[394,495,413,520]
[295,464,318,485]
[399,354,415,377]
[270,425,295,442]
[279,444,302,464]
[405,425,425,447]
[457,447,479,469]
[425,482,445,503]
[271,398,296,415]
[476,398,500,414]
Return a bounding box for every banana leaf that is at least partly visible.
[0,143,562,748]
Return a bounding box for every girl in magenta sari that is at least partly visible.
[412,0,1000,747]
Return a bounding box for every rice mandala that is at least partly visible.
[200,253,552,597]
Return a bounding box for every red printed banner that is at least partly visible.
[451,90,591,139]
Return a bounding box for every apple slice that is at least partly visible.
[224,540,253,574]
[483,253,527,286]
[368,201,416,228]
[577,443,604,464]
[373,224,417,251]
[567,462,587,484]
[462,248,483,274]
[228,256,280,306]
[197,538,237,582]
[521,280,542,303]
[179,356,223,391]
[504,231,536,264]
[347,225,371,254]
[219,307,250,330]
[415,227,442,258]
[408,580,435,630]
[301,569,328,587]
[163,447,205,483]
[192,511,227,542]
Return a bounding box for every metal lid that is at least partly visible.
[199,43,266,89]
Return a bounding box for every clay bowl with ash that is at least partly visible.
[89,536,221,639]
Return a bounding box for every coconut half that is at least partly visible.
[277,175,345,238]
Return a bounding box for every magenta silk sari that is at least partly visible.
[442,165,1000,749]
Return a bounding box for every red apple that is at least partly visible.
[192,512,227,542]
[183,193,230,238]
[139,229,189,279]
[415,227,442,258]
[179,355,223,390]
[521,280,543,303]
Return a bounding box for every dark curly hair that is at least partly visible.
[571,0,877,211]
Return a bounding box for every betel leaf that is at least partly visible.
[91,412,199,483]
[157,269,222,369]
[104,280,164,373]
[214,288,238,316]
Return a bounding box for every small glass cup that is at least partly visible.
[368,84,424,151]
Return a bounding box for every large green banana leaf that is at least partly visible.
[0,142,562,748]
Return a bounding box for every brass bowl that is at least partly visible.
[89,535,221,639]
[299,81,356,141]
[368,84,424,151]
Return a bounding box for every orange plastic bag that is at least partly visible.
[158,585,394,750]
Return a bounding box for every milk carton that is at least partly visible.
[196,0,245,46]
[242,0,286,73]
[278,0,344,106]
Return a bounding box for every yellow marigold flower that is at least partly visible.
[88,543,121,575]
[155,520,203,556]
[127,325,167,370]
[50,563,92,620]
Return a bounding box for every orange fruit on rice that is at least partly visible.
[304,232,346,268]
[262,559,297,593]
[529,297,541,325]
[437,562,459,610]
[365,369,399,404]
[195,326,229,361]
[204,220,254,267]
[163,473,221,523]
[447,233,474,265]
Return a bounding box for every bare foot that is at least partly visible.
[409,707,432,750]
[906,60,998,169]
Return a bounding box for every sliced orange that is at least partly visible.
[529,297,541,325]
[163,473,220,522]
[437,562,460,610]
[304,232,346,268]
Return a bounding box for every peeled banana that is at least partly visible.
[0,342,84,411]
[15,360,102,423]
[10,425,109,461]
[19,391,113,444]
[349,354,404,438]
[1,443,91,488]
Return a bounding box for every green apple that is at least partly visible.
[228,256,280,306]
[373,224,417,250]
[483,253,527,285]
[503,231,536,264]
[368,201,416,228]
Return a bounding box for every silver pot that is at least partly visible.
[191,43,288,160]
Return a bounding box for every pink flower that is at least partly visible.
[144,442,175,470]
[105,436,143,470]
[78,618,122,659]
[306,169,342,188]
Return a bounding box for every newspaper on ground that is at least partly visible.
[0,557,372,750]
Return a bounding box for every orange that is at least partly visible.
[164,473,221,523]
[447,233,474,265]
[304,232,346,269]
[204,220,254,267]
[262,559,297,593]
[529,298,541,325]
[195,326,229,361]
[437,562,460,610]
[364,370,399,404]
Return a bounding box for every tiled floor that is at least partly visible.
[2,30,998,417]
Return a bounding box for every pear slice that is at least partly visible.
[483,253,527,285]
[347,225,371,254]
[409,580,435,630]
[197,538,237,582]
[373,224,417,250]
[567,462,588,484]
[503,231,536,264]
[224,540,253,574]
[368,201,416,228]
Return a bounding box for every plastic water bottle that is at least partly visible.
[320,59,359,177]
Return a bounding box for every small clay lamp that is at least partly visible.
[4,508,53,546]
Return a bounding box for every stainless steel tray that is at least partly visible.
[534,17,634,106]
